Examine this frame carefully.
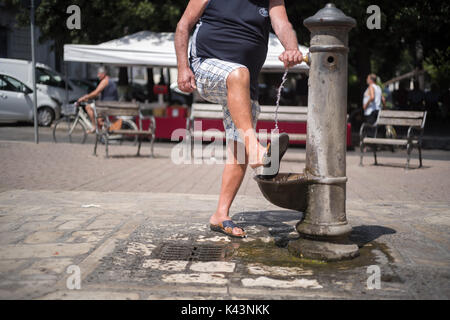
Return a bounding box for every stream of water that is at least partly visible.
[274,69,289,130]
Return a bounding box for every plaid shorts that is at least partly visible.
[192,58,260,142]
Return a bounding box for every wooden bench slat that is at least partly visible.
[285,133,307,140]
[191,111,225,119]
[96,105,139,110]
[377,118,423,126]
[97,110,140,117]
[192,104,308,115]
[363,137,419,145]
[258,113,308,121]
[95,101,140,117]
[191,104,223,111]
[95,101,139,108]
[379,110,425,118]
[192,131,225,139]
[260,106,308,114]
[109,129,152,135]
[192,112,309,122]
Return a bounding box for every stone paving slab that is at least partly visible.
[0,189,448,300]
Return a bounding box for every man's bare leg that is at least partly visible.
[209,141,247,236]
[85,104,96,133]
[226,67,266,168]
[86,104,105,133]
[209,68,269,236]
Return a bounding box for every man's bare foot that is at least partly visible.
[87,129,96,134]
[209,215,245,237]
[249,143,269,170]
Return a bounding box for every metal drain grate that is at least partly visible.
[157,243,226,262]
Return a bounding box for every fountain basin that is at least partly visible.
[254,173,310,212]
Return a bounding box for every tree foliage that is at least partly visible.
[4,0,186,44]
[4,0,449,95]
[286,0,449,90]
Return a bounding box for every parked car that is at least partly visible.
[0,58,86,105]
[0,73,61,126]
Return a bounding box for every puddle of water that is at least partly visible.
[233,238,395,272]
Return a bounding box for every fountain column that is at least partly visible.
[288,3,359,261]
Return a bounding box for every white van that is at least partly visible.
[0,58,86,105]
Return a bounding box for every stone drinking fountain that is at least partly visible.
[254,4,359,262]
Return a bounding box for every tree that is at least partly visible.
[4,0,187,100]
[5,0,186,44]
[286,0,450,104]
[5,0,449,103]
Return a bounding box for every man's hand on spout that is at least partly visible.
[279,49,303,69]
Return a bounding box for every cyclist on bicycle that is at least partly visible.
[77,66,119,133]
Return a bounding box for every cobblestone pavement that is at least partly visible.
[0,137,449,299]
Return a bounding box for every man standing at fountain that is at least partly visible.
[175,0,303,237]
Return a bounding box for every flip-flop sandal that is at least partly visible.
[210,220,247,239]
[258,132,290,179]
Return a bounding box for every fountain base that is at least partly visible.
[288,238,359,262]
[255,172,360,262]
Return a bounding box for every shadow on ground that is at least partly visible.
[349,225,397,247]
[233,210,396,249]
[366,163,430,170]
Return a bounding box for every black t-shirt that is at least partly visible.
[190,0,270,100]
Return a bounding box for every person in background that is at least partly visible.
[77,66,119,133]
[363,73,385,134]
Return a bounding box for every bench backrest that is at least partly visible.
[376,110,427,128]
[190,103,223,119]
[191,103,308,122]
[95,101,140,117]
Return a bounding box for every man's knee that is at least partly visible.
[227,67,250,87]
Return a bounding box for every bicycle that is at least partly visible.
[53,101,138,144]
[52,101,93,144]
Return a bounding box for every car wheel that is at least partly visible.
[38,107,55,127]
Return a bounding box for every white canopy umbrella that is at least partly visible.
[64,31,309,73]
